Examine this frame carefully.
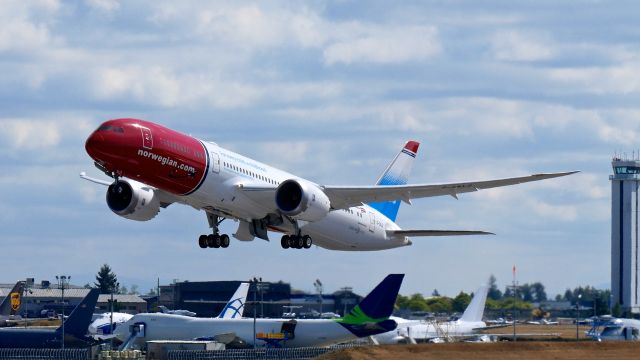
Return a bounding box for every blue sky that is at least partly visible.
[0,0,638,298]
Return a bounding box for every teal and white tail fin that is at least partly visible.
[369,141,419,222]
[459,284,488,323]
[217,282,249,319]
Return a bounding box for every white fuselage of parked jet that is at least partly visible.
[114,313,359,349]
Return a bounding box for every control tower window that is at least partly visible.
[615,166,640,174]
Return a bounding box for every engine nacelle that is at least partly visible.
[275,179,331,222]
[106,179,160,221]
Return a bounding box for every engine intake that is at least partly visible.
[106,179,160,221]
[275,179,330,222]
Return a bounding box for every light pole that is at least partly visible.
[108,293,118,349]
[251,277,259,348]
[576,294,582,340]
[56,275,70,350]
[314,279,323,316]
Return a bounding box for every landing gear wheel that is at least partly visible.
[281,235,290,249]
[207,234,220,248]
[220,234,230,248]
[295,236,304,249]
[198,235,208,249]
[302,235,312,249]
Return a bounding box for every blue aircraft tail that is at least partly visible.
[336,274,404,337]
[58,289,99,338]
[368,141,419,222]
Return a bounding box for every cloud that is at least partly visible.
[0,120,61,150]
[547,62,640,94]
[490,30,555,62]
[85,0,120,13]
[323,25,441,65]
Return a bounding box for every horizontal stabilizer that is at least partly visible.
[387,230,494,237]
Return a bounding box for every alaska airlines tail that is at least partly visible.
[369,141,419,222]
[337,274,404,337]
[459,285,489,323]
[58,289,99,338]
[0,281,25,316]
[217,282,249,319]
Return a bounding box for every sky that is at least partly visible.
[0,0,639,299]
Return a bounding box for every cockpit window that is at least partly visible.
[600,326,623,337]
[98,125,125,133]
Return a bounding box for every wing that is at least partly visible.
[387,230,494,238]
[323,171,578,209]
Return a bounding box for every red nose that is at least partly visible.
[85,131,105,159]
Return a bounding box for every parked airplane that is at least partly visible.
[158,306,196,317]
[0,281,25,327]
[113,274,403,349]
[0,289,99,348]
[89,282,250,338]
[372,284,489,344]
[597,318,640,341]
[82,119,576,251]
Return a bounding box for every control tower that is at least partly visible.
[611,155,640,314]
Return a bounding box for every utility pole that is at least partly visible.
[576,294,582,340]
[511,265,517,342]
[251,277,259,348]
[56,275,70,350]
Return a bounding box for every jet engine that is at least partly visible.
[106,179,160,221]
[275,179,331,222]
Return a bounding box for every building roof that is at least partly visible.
[97,294,146,303]
[1,287,145,303]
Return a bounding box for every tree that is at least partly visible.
[407,294,430,312]
[129,284,139,295]
[487,275,502,300]
[94,263,119,294]
[452,291,472,313]
[530,282,547,302]
[426,297,452,313]
[432,289,440,297]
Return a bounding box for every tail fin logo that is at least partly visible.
[10,293,20,312]
[218,298,244,319]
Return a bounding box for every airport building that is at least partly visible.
[610,156,640,314]
[0,280,147,317]
[159,280,362,318]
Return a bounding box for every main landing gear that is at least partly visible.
[199,214,230,249]
[281,234,312,250]
[198,233,230,249]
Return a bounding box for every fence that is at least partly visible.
[167,344,363,360]
[0,348,90,359]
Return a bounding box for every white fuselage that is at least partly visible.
[114,313,357,349]
[598,319,640,341]
[373,316,486,344]
[173,143,408,251]
[88,312,133,336]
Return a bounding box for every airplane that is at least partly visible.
[0,289,99,348]
[0,281,25,327]
[113,274,403,349]
[371,284,489,344]
[158,306,196,317]
[596,318,640,341]
[82,118,577,251]
[89,282,250,337]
